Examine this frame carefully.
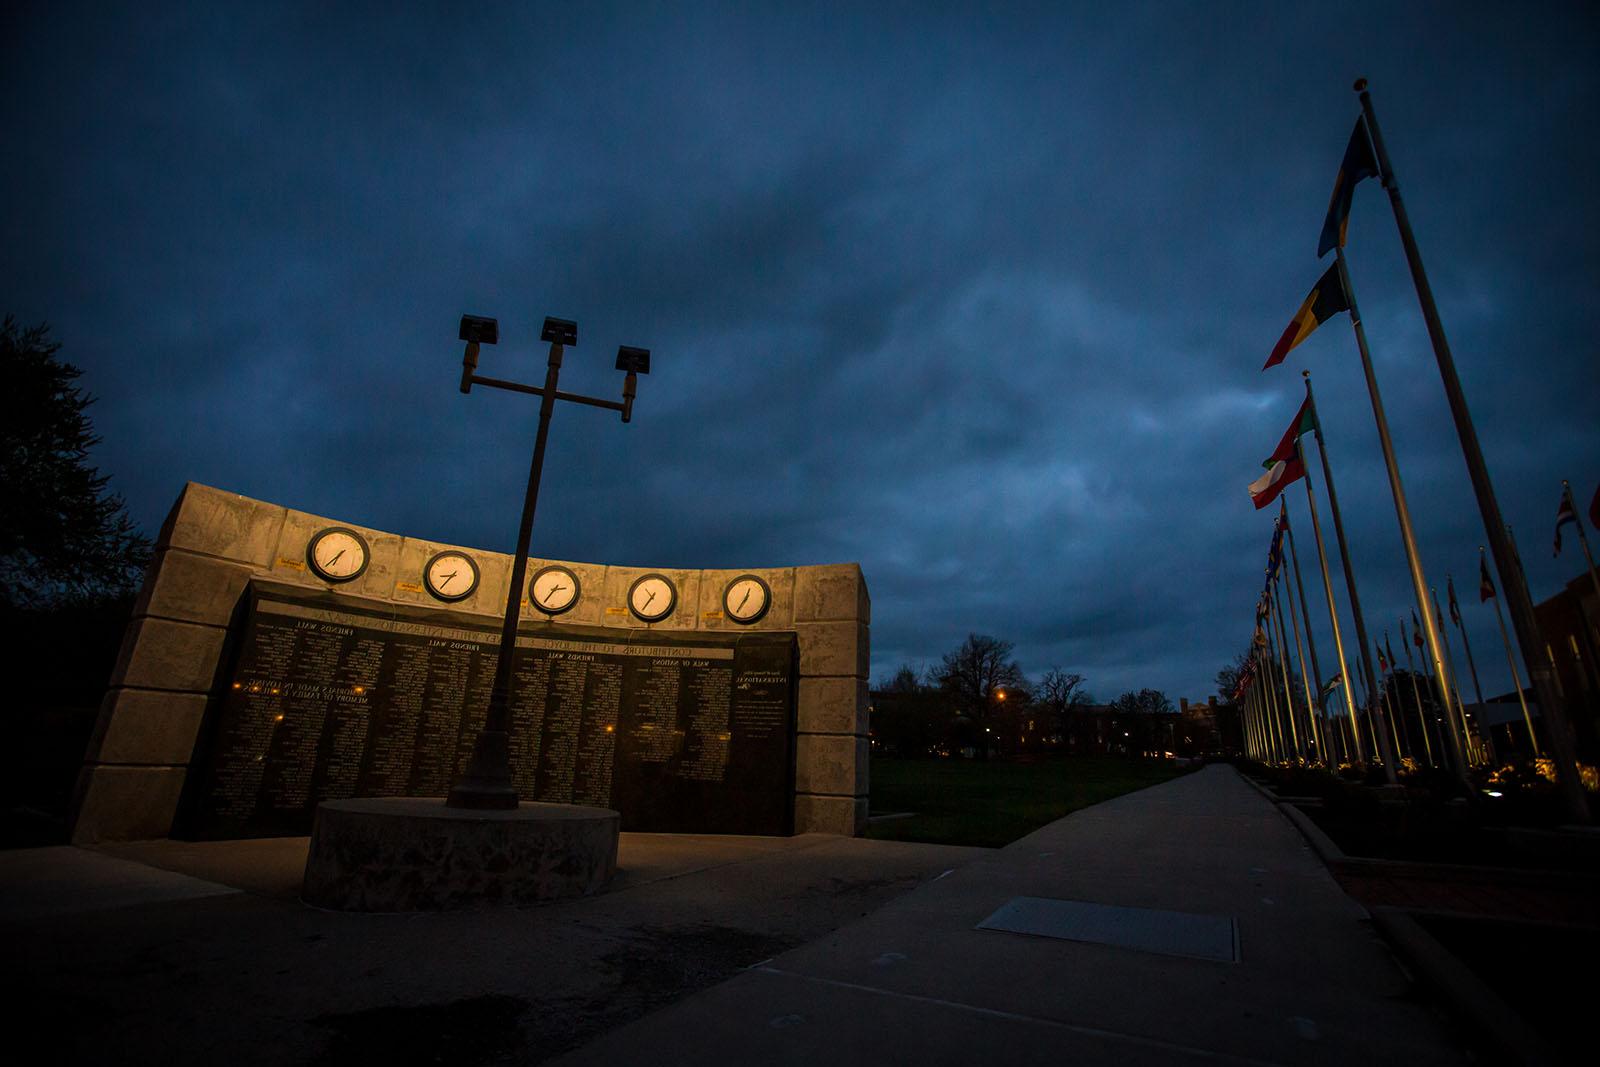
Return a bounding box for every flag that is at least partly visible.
[1248,398,1315,508]
[1265,518,1286,581]
[1377,643,1389,673]
[1386,633,1399,669]
[1317,117,1380,257]
[1321,671,1342,697]
[1411,609,1424,648]
[1590,483,1600,530]
[1447,577,1461,627]
[1479,553,1496,601]
[1555,487,1578,556]
[1263,263,1351,370]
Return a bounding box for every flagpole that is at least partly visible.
[1283,496,1330,759]
[1273,572,1312,764]
[1267,608,1296,761]
[1249,676,1264,761]
[1564,481,1600,612]
[1258,645,1284,762]
[1278,503,1320,758]
[1355,79,1585,818]
[1301,374,1391,775]
[1400,619,1436,767]
[1432,586,1476,765]
[1382,633,1415,762]
[1270,579,1304,760]
[1331,244,1467,782]
[1485,546,1540,757]
[1379,670,1404,766]
[1295,435,1365,762]
[1451,576,1495,764]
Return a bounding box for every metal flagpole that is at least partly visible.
[1265,620,1292,762]
[1451,575,1495,765]
[1331,244,1467,781]
[1271,578,1304,760]
[1432,586,1476,765]
[1379,670,1404,766]
[1299,438,1363,764]
[1258,645,1283,762]
[1564,481,1600,613]
[1484,546,1539,757]
[1249,678,1263,761]
[1273,575,1312,758]
[1283,498,1330,760]
[1355,80,1586,819]
[1278,558,1319,760]
[1401,617,1436,767]
[1301,374,1391,775]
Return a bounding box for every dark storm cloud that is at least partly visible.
[4,2,1596,703]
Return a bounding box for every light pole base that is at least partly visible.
[446,729,519,809]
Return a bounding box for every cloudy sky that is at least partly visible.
[5,2,1596,703]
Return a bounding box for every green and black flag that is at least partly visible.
[1317,117,1379,257]
[1263,263,1349,369]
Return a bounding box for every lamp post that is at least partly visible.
[446,314,650,810]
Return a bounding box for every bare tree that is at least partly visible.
[1038,668,1091,714]
[877,663,925,693]
[1110,688,1176,716]
[932,634,1026,717]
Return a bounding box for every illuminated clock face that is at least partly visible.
[723,575,771,624]
[424,550,479,602]
[628,574,677,623]
[307,528,369,582]
[529,565,580,615]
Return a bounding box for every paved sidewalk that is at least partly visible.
[555,765,1468,1067]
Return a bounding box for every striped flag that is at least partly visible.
[1263,263,1350,370]
[1248,398,1315,508]
[1555,488,1578,556]
[1447,577,1462,626]
[1479,553,1496,601]
[1318,117,1380,257]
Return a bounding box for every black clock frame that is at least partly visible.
[722,574,772,624]
[627,572,677,623]
[529,564,582,616]
[423,549,481,602]
[306,527,371,583]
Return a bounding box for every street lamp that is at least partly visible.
[446,314,650,810]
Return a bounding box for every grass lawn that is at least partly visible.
[867,755,1190,848]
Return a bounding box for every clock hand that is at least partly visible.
[441,569,458,588]
[643,589,657,609]
[737,588,751,611]
[543,583,565,604]
[325,548,346,568]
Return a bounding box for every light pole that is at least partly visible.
[446,314,650,810]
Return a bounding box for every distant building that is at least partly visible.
[1532,569,1600,762]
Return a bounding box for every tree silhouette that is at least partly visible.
[1,317,149,607]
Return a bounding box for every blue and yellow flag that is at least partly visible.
[1317,117,1379,257]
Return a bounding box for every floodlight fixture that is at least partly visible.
[541,317,578,346]
[459,315,498,345]
[615,346,651,374]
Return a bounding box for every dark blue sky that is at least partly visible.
[5,3,1597,702]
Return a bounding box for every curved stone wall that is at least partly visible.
[71,482,869,842]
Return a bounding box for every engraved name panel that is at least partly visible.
[183,583,796,838]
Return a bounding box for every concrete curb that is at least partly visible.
[1368,907,1564,1067]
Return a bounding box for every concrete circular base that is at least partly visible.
[301,797,619,912]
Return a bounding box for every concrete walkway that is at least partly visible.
[1,766,1469,1065]
[555,765,1468,1066]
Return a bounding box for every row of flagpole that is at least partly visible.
[1232,79,1595,821]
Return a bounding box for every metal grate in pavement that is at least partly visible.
[977,896,1239,963]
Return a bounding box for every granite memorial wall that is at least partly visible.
[71,483,869,842]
